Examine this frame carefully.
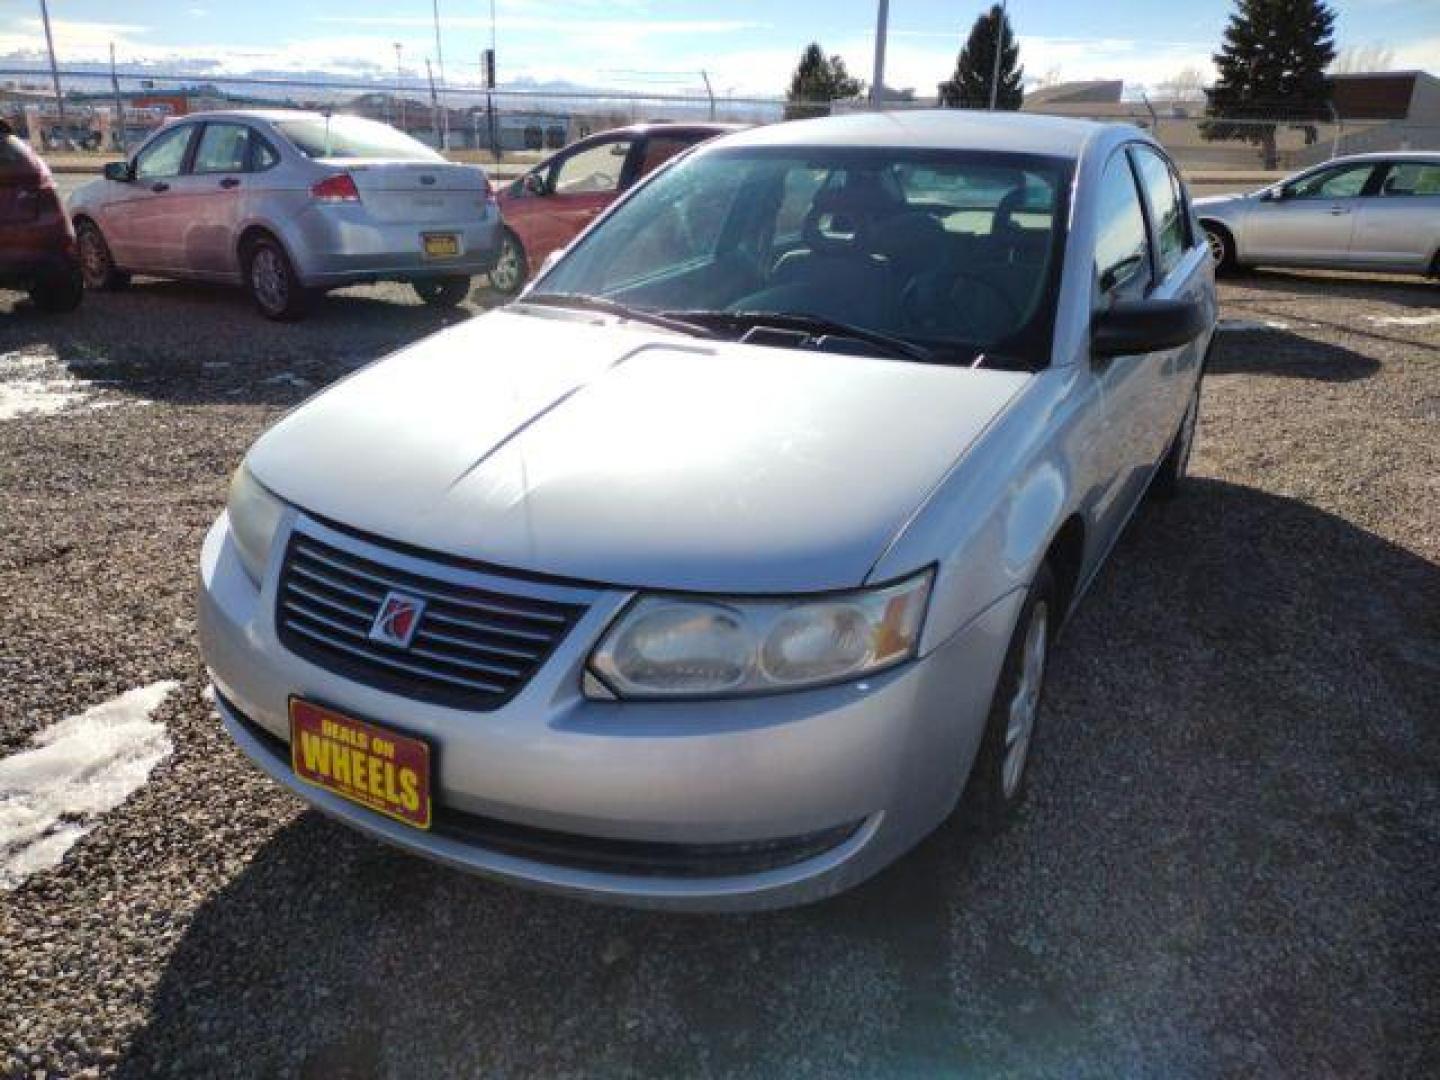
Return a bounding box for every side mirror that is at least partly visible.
[1259,187,1284,202]
[103,160,132,182]
[522,171,548,196]
[1092,297,1208,357]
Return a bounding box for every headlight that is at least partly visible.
[588,569,933,699]
[227,464,286,586]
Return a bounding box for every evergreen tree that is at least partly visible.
[785,43,865,119]
[1202,0,1337,169]
[938,5,1024,110]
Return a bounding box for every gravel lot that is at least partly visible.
[1,270,1437,1078]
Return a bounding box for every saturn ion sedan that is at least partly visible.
[69,110,500,319]
[200,111,1217,910]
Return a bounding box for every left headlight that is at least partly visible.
[227,464,286,586]
[587,569,933,700]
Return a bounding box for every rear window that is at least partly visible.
[275,116,442,162]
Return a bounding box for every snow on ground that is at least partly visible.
[0,681,179,890]
[1217,318,1291,332]
[1366,313,1440,328]
[0,347,113,421]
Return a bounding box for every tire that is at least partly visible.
[413,275,471,307]
[488,228,529,295]
[244,235,309,321]
[28,265,84,312]
[962,564,1056,832]
[1150,380,1201,501]
[76,219,129,291]
[1201,222,1239,276]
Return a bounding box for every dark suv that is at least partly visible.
[0,119,83,312]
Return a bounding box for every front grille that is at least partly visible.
[276,529,586,709]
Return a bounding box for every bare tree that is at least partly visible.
[1330,42,1396,73]
[1155,66,1207,102]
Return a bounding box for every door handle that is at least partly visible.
[220,176,241,189]
[150,181,169,193]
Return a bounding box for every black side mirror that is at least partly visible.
[522,171,548,196]
[1092,297,1208,357]
[1259,187,1284,202]
[103,160,132,182]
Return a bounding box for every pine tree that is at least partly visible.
[785,43,865,119]
[1202,0,1337,169]
[938,5,1024,110]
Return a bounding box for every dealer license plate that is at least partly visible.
[422,232,461,259]
[290,699,432,830]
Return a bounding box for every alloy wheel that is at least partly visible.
[1204,227,1227,266]
[250,247,288,314]
[1002,600,1048,799]
[490,235,524,293]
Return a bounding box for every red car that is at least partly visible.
[0,119,82,312]
[489,122,739,294]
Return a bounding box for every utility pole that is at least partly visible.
[394,43,405,131]
[988,0,1008,111]
[869,0,889,109]
[38,0,65,139]
[431,0,448,149]
[700,70,715,120]
[425,57,441,149]
[109,41,125,153]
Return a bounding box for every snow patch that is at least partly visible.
[0,681,179,890]
[1217,318,1291,332]
[1367,313,1440,327]
[0,348,111,421]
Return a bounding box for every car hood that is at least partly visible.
[247,308,1029,592]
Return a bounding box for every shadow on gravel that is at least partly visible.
[1208,326,1380,381]
[1233,268,1438,310]
[119,481,1439,1078]
[0,280,507,406]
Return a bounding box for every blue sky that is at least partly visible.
[2,0,1437,96]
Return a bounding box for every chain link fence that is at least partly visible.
[3,68,1437,178]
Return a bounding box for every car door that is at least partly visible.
[105,122,198,271]
[1242,161,1379,265]
[1087,148,1171,545]
[529,133,638,264]
[1350,160,1440,272]
[1129,144,1211,441]
[178,121,267,278]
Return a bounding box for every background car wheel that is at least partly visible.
[1202,222,1239,275]
[1151,381,1202,500]
[76,220,128,291]
[488,229,529,295]
[28,265,84,313]
[244,236,309,321]
[413,276,471,307]
[962,564,1056,832]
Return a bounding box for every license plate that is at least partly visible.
[290,699,432,830]
[422,232,461,259]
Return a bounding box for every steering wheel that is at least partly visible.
[900,270,1022,337]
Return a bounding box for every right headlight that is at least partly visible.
[587,569,933,699]
[226,464,286,586]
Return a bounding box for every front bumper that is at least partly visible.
[198,511,1021,911]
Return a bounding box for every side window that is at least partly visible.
[134,124,194,180]
[192,123,250,174]
[1286,165,1374,200]
[1380,163,1440,196]
[1094,153,1151,302]
[250,134,280,171]
[551,138,634,195]
[1131,146,1186,278]
[636,135,695,178]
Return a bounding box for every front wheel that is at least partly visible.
[244,236,309,321]
[962,564,1055,832]
[76,220,128,291]
[29,265,84,312]
[488,229,529,295]
[413,275,471,307]
[1202,222,1239,275]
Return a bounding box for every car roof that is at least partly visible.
[1320,150,1440,165]
[173,109,363,124]
[711,109,1111,159]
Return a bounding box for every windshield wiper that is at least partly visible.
[520,293,715,339]
[665,309,939,365]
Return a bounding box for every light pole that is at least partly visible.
[987,0,1008,111]
[431,0,448,149]
[38,0,66,137]
[870,0,889,109]
[394,42,405,131]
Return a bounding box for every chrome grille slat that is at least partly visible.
[292,540,570,625]
[276,529,587,709]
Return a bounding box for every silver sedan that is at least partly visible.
[200,111,1216,910]
[68,110,501,319]
[1195,152,1440,276]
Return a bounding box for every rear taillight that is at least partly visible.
[310,174,360,203]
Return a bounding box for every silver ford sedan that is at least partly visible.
[69,110,500,319]
[1195,152,1440,276]
[199,111,1216,910]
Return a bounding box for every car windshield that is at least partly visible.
[535,146,1072,366]
[275,115,442,161]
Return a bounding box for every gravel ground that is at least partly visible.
[1,270,1437,1078]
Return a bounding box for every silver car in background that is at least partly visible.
[1195,152,1440,276]
[68,110,500,319]
[200,112,1216,910]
